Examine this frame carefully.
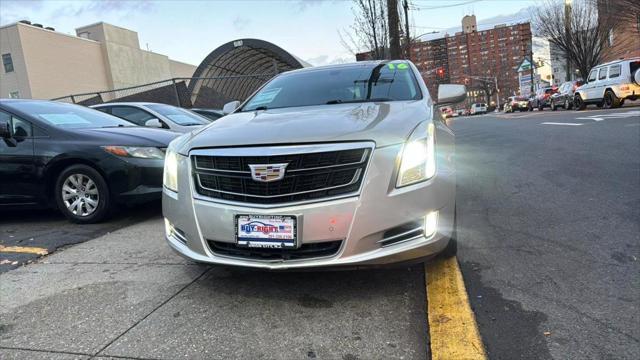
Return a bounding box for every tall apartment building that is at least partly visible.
[0,21,196,100]
[410,16,532,105]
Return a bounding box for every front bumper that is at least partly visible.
[162,142,456,270]
[103,157,165,204]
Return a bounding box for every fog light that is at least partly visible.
[424,211,438,238]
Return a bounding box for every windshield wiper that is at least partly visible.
[254,106,268,111]
[326,98,392,105]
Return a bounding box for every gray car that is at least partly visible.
[162,61,463,270]
[92,102,209,133]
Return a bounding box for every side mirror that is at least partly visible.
[144,118,163,128]
[222,100,240,114]
[437,84,467,105]
[0,121,10,138]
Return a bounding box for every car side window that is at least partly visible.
[598,67,608,80]
[0,110,32,137]
[588,69,597,82]
[608,64,621,78]
[110,106,155,126]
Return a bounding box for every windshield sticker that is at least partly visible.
[39,113,91,125]
[397,63,408,70]
[248,88,281,107]
[388,63,396,70]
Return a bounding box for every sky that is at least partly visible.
[0,0,539,67]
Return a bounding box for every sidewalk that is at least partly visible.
[0,218,428,359]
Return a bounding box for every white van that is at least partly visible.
[574,57,640,110]
[470,103,487,115]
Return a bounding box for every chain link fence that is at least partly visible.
[51,73,278,109]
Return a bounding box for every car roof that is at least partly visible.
[595,56,640,68]
[92,102,169,107]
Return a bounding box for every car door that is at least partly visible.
[595,67,609,100]
[584,69,598,101]
[0,109,39,206]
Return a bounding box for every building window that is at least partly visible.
[2,53,14,73]
[9,91,20,99]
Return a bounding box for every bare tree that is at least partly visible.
[340,0,389,60]
[533,0,618,79]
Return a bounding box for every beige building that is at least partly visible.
[0,21,196,100]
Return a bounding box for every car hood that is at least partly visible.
[74,126,179,147]
[180,101,432,153]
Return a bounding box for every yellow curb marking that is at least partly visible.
[426,257,487,360]
[0,245,48,256]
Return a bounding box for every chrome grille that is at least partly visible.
[191,143,372,205]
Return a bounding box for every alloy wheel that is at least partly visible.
[62,174,100,217]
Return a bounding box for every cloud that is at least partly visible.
[232,16,250,31]
[293,0,339,13]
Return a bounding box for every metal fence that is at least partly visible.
[51,73,278,109]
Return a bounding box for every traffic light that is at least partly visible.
[436,67,445,78]
[464,77,470,85]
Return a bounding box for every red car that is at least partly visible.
[528,86,559,111]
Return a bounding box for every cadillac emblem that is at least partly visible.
[248,163,288,182]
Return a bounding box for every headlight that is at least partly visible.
[102,146,165,159]
[396,122,436,187]
[163,149,179,192]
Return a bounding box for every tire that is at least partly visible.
[603,90,621,109]
[439,209,458,258]
[54,164,111,224]
[564,98,572,110]
[538,104,544,111]
[574,95,586,110]
[551,101,556,111]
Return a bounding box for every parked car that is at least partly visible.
[549,80,584,110]
[92,102,209,133]
[528,86,558,111]
[440,106,454,118]
[162,60,463,270]
[190,108,225,121]
[470,103,487,115]
[0,100,178,223]
[504,96,530,113]
[574,57,640,110]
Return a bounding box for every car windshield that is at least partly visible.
[241,62,422,111]
[145,104,209,126]
[5,101,135,129]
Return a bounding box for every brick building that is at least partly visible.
[598,0,640,62]
[410,16,532,106]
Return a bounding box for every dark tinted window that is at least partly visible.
[242,62,422,111]
[598,67,607,80]
[0,109,31,137]
[608,64,621,78]
[3,101,135,129]
[110,106,155,126]
[146,104,208,126]
[2,53,13,73]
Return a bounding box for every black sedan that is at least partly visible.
[0,99,179,223]
[549,80,584,111]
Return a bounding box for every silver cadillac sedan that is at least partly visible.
[162,61,465,270]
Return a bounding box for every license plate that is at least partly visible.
[235,215,296,249]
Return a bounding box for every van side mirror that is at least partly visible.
[144,118,163,128]
[0,121,10,138]
[437,84,467,105]
[223,101,240,114]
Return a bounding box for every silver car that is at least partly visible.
[92,102,209,133]
[162,61,464,270]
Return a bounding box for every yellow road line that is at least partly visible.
[0,245,48,256]
[426,257,487,360]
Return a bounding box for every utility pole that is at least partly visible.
[564,0,572,81]
[387,0,402,59]
[403,0,410,59]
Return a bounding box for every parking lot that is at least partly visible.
[1,106,639,360]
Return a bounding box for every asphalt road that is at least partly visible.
[453,107,640,359]
[0,106,638,359]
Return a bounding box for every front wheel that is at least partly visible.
[564,98,572,110]
[439,210,457,258]
[551,101,557,111]
[55,164,111,223]
[574,95,586,110]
